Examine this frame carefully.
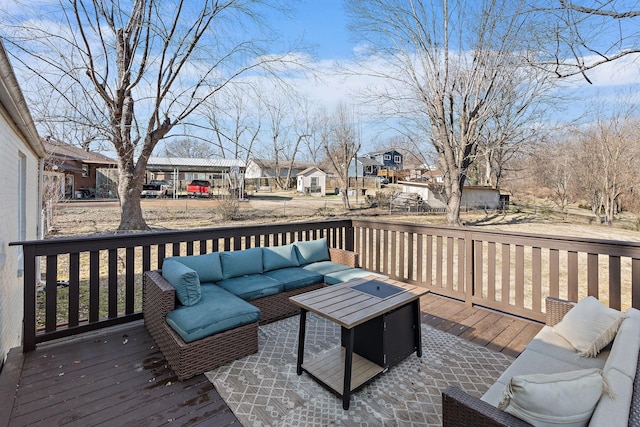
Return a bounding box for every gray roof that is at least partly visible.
[357,157,383,167]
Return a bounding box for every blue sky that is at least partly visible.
[289,0,353,60]
[2,0,639,156]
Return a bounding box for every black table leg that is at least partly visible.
[414,299,422,357]
[342,327,354,410]
[296,309,307,375]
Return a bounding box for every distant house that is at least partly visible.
[0,41,46,365]
[245,159,317,179]
[348,157,384,177]
[365,150,403,171]
[401,181,501,210]
[43,139,118,199]
[296,167,327,196]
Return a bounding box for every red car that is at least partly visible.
[187,180,211,197]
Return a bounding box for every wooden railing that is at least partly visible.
[13,219,353,351]
[352,219,640,322]
[13,217,640,352]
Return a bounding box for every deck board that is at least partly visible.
[4,293,542,426]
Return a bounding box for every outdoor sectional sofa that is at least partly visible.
[442,296,640,426]
[143,238,386,380]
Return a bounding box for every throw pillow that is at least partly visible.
[161,259,201,306]
[498,368,609,427]
[262,244,300,272]
[219,247,263,279]
[553,296,626,357]
[166,252,223,283]
[294,238,330,264]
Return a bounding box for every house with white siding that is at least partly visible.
[0,42,45,368]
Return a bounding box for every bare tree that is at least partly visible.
[347,0,545,225]
[200,85,262,162]
[531,137,576,214]
[163,139,215,159]
[321,105,361,209]
[576,115,640,225]
[3,0,299,231]
[525,1,640,82]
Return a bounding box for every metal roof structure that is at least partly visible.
[146,157,245,172]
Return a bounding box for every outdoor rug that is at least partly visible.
[206,313,514,426]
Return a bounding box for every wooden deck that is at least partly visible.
[1,294,542,426]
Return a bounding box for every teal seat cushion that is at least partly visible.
[263,267,323,291]
[302,260,352,276]
[324,268,388,286]
[294,238,330,265]
[161,259,201,306]
[263,244,300,272]
[166,252,223,283]
[220,247,263,279]
[166,285,260,343]
[216,274,283,301]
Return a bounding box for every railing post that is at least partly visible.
[345,221,354,252]
[22,245,37,352]
[464,231,474,307]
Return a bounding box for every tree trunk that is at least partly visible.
[445,178,464,226]
[117,164,148,231]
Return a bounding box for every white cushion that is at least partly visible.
[603,314,640,379]
[498,368,607,427]
[552,296,625,357]
[526,326,608,369]
[589,368,632,427]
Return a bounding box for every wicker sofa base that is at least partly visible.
[162,319,258,381]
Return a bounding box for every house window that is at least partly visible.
[82,164,89,177]
[383,154,391,160]
[310,177,318,187]
[394,155,401,163]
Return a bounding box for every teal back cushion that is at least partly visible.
[220,247,263,279]
[167,252,223,283]
[294,238,330,264]
[263,244,300,272]
[161,259,201,306]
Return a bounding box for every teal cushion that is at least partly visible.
[166,252,223,283]
[263,267,323,291]
[324,268,388,285]
[161,259,201,306]
[165,285,260,343]
[294,238,330,265]
[220,247,263,279]
[216,274,283,301]
[263,244,300,272]
[302,260,352,276]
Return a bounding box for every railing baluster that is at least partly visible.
[532,247,541,313]
[549,249,559,298]
[125,247,134,314]
[501,243,511,304]
[568,251,579,302]
[609,255,621,310]
[487,242,496,302]
[515,245,524,308]
[108,249,118,318]
[587,253,599,298]
[89,250,100,323]
[45,255,58,332]
[69,252,80,327]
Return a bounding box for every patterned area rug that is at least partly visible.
[206,313,514,426]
